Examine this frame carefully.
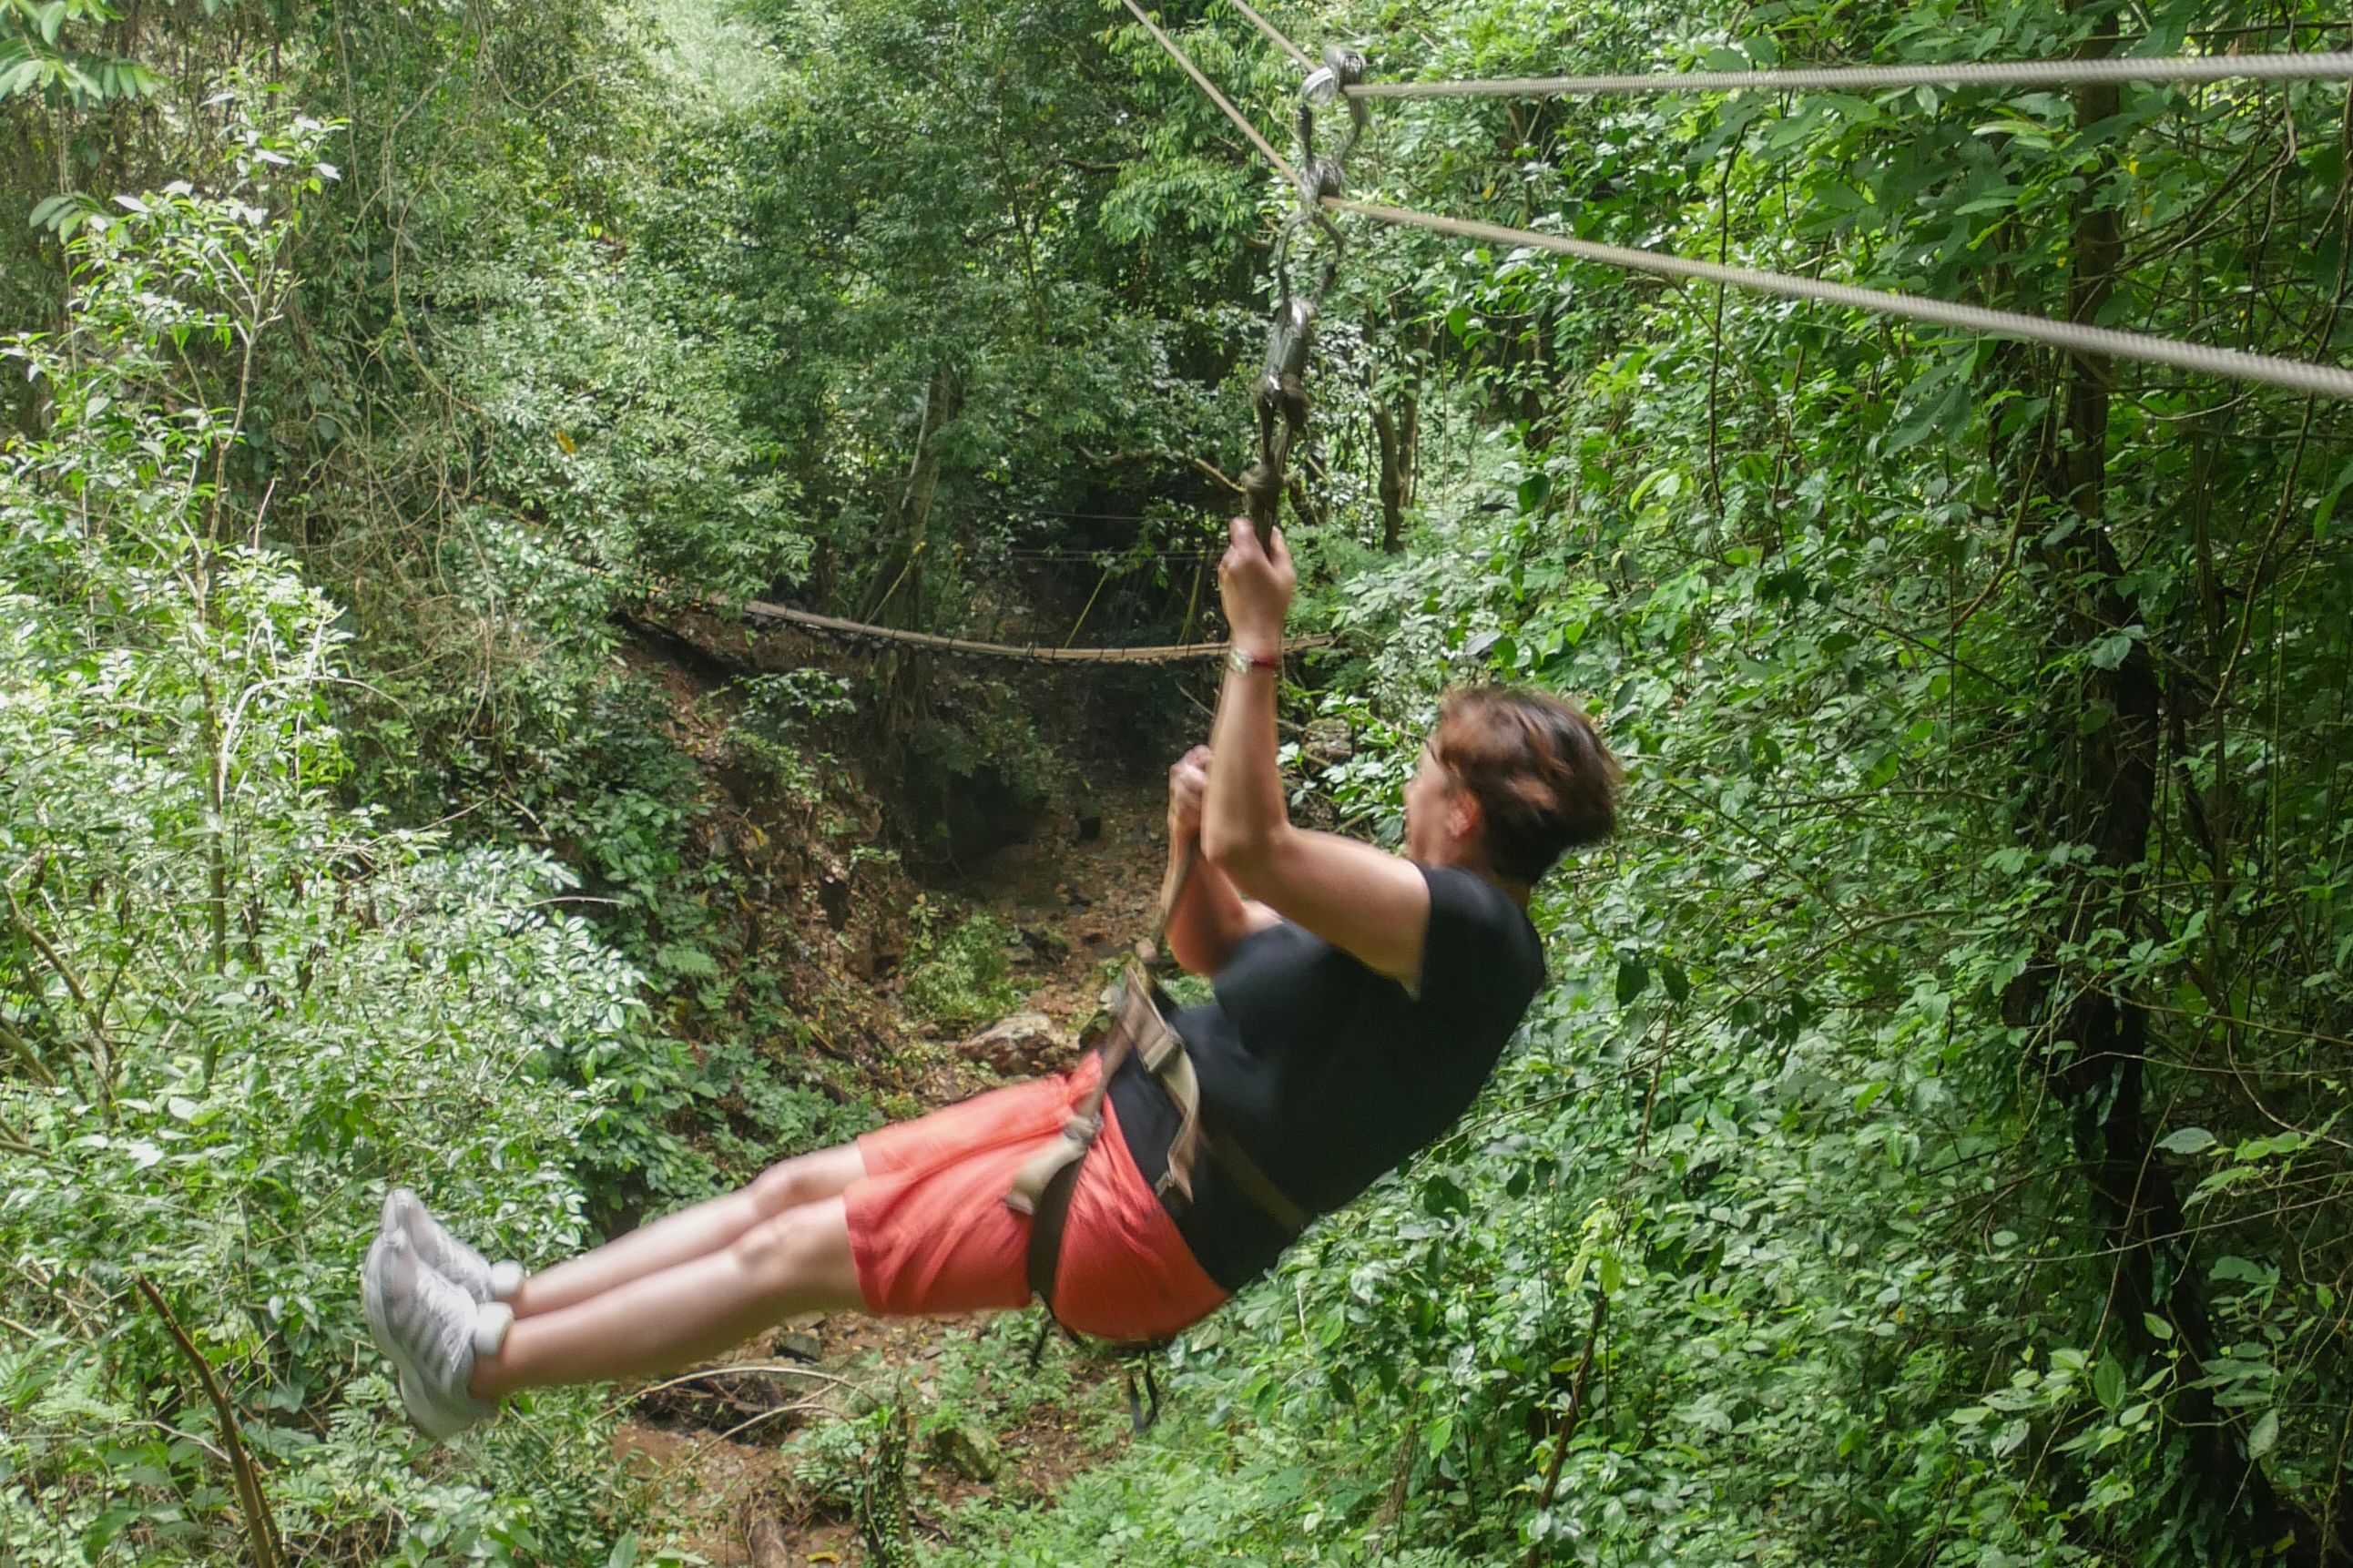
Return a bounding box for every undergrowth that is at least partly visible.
[900,907,1028,1033]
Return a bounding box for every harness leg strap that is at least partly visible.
[1003,1115,1099,1217]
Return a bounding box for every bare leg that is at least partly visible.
[472,1197,865,1397]
[510,1145,867,1318]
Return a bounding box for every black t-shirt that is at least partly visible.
[1106,863,1544,1291]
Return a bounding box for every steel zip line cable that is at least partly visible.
[1348,49,2353,100]
[1208,0,2353,98]
[1324,199,2353,400]
[1115,2,2353,399]
[1227,0,1311,68]
[1116,0,1306,193]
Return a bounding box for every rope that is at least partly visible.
[1226,0,1311,68]
[721,596,1336,665]
[1324,198,2353,399]
[1350,49,2353,99]
[1115,0,1306,193]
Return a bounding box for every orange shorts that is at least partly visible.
[845,1056,1227,1341]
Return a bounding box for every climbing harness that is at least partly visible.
[1002,839,1309,1429]
[1119,2,2353,400]
[996,31,1359,1401]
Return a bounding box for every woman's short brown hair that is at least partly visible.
[1431,686,1620,884]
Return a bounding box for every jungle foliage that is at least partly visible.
[5,0,2353,1561]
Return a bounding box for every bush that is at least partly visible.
[0,117,664,1566]
[900,907,1025,1032]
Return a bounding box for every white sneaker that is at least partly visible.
[382,1188,525,1305]
[362,1227,511,1441]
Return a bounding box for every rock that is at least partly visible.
[817,872,851,928]
[744,1506,790,1568]
[1019,926,1070,963]
[929,1417,1001,1482]
[955,1012,1066,1074]
[775,1329,823,1363]
[1302,717,1353,768]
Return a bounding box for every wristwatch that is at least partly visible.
[1226,645,1281,675]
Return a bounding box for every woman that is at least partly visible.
[363,518,1619,1438]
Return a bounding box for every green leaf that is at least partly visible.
[2087,631,2134,670]
[2093,1355,2125,1410]
[2309,456,2353,541]
[1615,957,1649,1005]
[2157,1126,2215,1156]
[2247,1410,2279,1459]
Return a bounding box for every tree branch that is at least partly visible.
[1076,444,1244,494]
[134,1277,284,1568]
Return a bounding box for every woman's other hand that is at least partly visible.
[1217,517,1295,649]
[1167,744,1213,841]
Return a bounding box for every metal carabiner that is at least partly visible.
[1300,45,1367,135]
[1243,43,1366,541]
[1276,44,1364,306]
[1254,294,1316,442]
[1298,45,1367,178]
[1242,293,1316,540]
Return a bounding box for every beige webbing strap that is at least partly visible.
[1138,1032,1310,1232]
[1144,1029,1205,1206]
[1006,975,1142,1218]
[1003,1116,1095,1217]
[1205,1125,1311,1233]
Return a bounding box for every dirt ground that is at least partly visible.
[609,772,1180,1566]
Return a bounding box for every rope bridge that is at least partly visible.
[698,596,1335,666]
[685,19,2353,666]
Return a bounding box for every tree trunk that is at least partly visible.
[1369,328,1425,554]
[1994,39,2352,1563]
[1371,393,1415,554]
[870,363,963,737]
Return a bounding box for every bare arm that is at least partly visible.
[1201,519,1432,988]
[1163,744,1279,975]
